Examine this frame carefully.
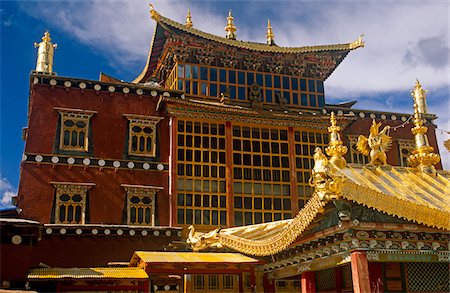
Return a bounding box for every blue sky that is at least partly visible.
[1,0,449,207]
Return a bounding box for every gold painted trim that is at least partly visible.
[216,192,328,256]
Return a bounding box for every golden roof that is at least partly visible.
[149,6,364,54]
[28,267,148,280]
[340,165,449,229]
[130,251,261,265]
[188,165,450,256]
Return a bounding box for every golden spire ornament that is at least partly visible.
[411,79,429,114]
[34,31,57,74]
[224,10,237,40]
[325,112,348,168]
[407,103,440,174]
[185,9,193,28]
[266,19,275,45]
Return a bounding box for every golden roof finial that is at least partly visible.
[34,31,57,74]
[185,9,193,28]
[266,19,275,45]
[325,112,348,168]
[411,79,429,114]
[149,4,160,20]
[407,102,440,174]
[350,34,365,49]
[224,10,237,40]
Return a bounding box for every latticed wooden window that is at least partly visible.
[294,130,328,208]
[172,62,325,107]
[223,275,234,289]
[398,139,415,167]
[232,125,293,225]
[208,274,220,290]
[348,135,369,165]
[124,115,163,157]
[193,275,205,290]
[56,108,96,152]
[52,182,94,224]
[122,184,162,226]
[190,275,237,291]
[176,120,227,227]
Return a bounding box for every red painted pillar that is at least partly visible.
[263,273,275,293]
[250,267,256,293]
[351,251,371,293]
[143,279,150,293]
[368,262,384,293]
[238,272,244,293]
[301,271,316,293]
[335,266,342,293]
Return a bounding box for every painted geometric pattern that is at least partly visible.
[316,267,335,291]
[406,262,449,292]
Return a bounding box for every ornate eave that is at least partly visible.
[134,7,364,83]
[150,8,364,54]
[266,221,449,278]
[160,97,352,129]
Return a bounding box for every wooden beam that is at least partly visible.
[351,251,371,293]
[225,121,234,227]
[288,126,299,215]
[169,116,178,227]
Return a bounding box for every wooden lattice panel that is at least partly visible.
[406,262,449,292]
[315,268,335,291]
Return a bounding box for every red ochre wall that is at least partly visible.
[343,117,442,169]
[18,165,170,225]
[25,83,169,159]
[17,83,172,225]
[1,234,180,282]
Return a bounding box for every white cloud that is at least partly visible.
[20,0,450,167]
[1,191,16,205]
[0,176,17,207]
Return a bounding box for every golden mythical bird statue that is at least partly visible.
[356,120,392,166]
[187,225,222,251]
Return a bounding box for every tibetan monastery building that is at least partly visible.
[2,5,448,293]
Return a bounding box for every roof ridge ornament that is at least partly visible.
[149,4,161,20]
[266,19,275,45]
[356,120,392,166]
[325,112,348,168]
[34,31,57,74]
[225,10,237,40]
[309,148,343,202]
[407,101,440,174]
[349,34,365,49]
[185,9,193,28]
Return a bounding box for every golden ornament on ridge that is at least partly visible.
[356,120,392,166]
